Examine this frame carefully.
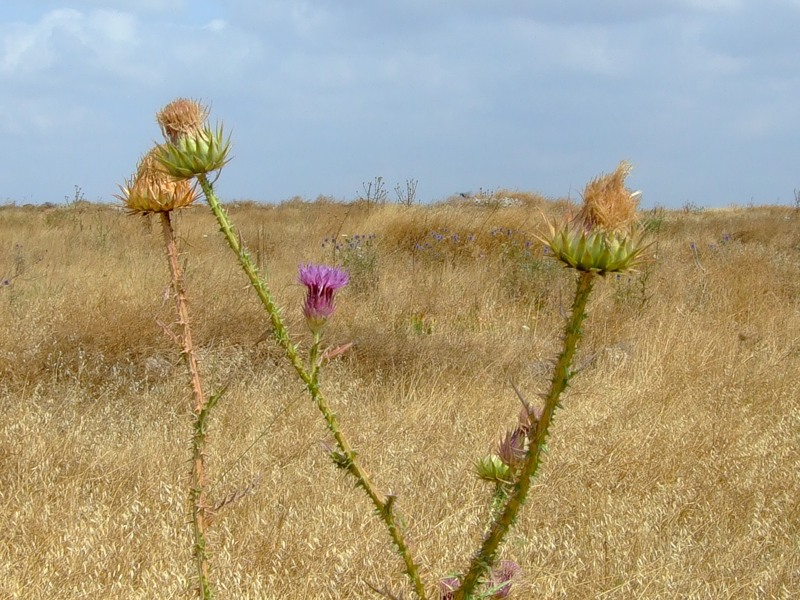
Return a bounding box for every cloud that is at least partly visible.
[1,1,799,206]
[0,7,263,127]
[0,9,141,81]
[37,0,187,14]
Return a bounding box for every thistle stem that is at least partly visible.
[197,174,428,600]
[160,211,214,600]
[456,270,595,599]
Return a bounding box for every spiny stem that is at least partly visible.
[196,174,428,600]
[160,211,214,600]
[456,270,595,599]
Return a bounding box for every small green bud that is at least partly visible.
[475,454,512,484]
[157,124,231,179]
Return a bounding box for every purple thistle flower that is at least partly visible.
[438,576,461,599]
[298,264,349,332]
[498,427,527,468]
[489,560,521,598]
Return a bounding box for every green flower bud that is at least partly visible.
[475,454,513,484]
[157,124,231,179]
[540,221,649,275]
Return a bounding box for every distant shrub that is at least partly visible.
[323,233,379,293]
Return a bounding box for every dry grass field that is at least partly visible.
[0,196,798,599]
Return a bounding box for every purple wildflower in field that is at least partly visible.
[298,264,349,332]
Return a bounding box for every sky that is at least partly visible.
[1,1,798,208]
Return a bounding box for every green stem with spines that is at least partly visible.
[456,270,596,599]
[196,174,428,600]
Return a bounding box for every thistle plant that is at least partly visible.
[116,99,225,599]
[130,97,651,599]
[148,98,428,598]
[451,161,649,599]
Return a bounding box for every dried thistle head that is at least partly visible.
[156,98,209,144]
[576,160,641,232]
[539,160,650,275]
[117,146,199,214]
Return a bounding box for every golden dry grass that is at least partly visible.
[0,199,798,599]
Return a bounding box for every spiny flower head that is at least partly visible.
[156,97,208,144]
[540,161,649,275]
[438,561,521,599]
[298,264,349,333]
[474,454,512,485]
[157,124,231,179]
[116,146,198,214]
[497,426,527,469]
[540,220,649,275]
[155,98,231,179]
[438,576,461,599]
[487,560,522,599]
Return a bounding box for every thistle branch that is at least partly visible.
[456,270,595,599]
[160,211,214,600]
[196,174,428,600]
